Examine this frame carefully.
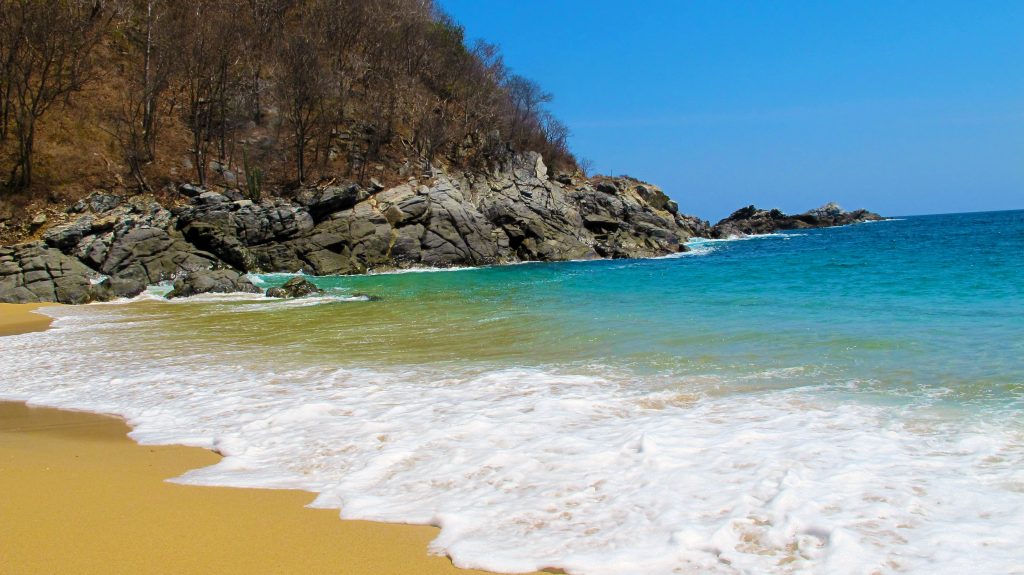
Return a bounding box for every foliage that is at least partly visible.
[242,145,263,202]
[0,0,577,198]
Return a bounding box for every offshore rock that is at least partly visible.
[166,269,260,299]
[265,276,322,298]
[712,203,883,238]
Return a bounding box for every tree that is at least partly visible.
[240,0,292,122]
[111,0,175,191]
[172,0,240,187]
[504,74,551,150]
[2,0,110,190]
[276,32,326,184]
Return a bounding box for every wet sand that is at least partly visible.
[0,303,56,336]
[0,304,543,575]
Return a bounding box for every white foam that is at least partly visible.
[2,308,1022,575]
[367,264,485,275]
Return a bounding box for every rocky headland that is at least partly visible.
[0,152,889,305]
[0,154,715,304]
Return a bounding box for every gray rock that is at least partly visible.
[4,152,716,302]
[166,269,260,299]
[299,184,361,221]
[196,191,229,206]
[583,214,620,233]
[711,204,883,238]
[265,276,322,298]
[179,183,204,198]
[0,242,113,304]
[99,227,219,298]
[43,216,94,251]
[88,193,122,214]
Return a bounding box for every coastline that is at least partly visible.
[0,304,542,575]
[0,303,57,336]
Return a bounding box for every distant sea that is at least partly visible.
[2,210,1022,574]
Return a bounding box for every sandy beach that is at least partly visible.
[0,303,57,336]
[0,304,541,575]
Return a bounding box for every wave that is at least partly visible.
[2,306,1022,575]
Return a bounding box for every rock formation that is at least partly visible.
[0,154,711,303]
[711,203,883,238]
[166,269,261,299]
[266,277,322,299]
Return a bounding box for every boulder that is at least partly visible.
[299,184,361,221]
[88,193,122,214]
[583,214,620,233]
[178,183,204,198]
[265,276,322,298]
[196,191,229,206]
[3,153,717,301]
[0,242,113,304]
[99,227,219,297]
[43,216,94,251]
[166,269,260,299]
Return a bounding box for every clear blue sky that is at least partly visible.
[439,0,1023,220]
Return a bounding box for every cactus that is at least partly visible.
[242,145,263,202]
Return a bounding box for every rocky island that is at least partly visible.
[711,203,884,238]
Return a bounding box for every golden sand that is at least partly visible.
[0,304,545,575]
[0,303,56,336]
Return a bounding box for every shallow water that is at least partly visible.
[2,210,1022,574]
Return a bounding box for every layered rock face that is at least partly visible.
[712,202,883,238]
[0,154,709,303]
[0,242,112,304]
[174,154,707,275]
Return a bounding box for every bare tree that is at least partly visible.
[276,32,326,184]
[504,74,552,150]
[2,0,110,190]
[240,0,291,122]
[172,0,240,186]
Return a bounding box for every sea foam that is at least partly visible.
[2,303,1022,575]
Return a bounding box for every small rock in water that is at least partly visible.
[166,269,260,299]
[265,276,322,298]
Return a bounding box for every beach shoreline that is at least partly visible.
[0,303,542,575]
[0,303,57,336]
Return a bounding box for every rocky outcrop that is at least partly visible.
[0,154,712,303]
[0,242,113,304]
[166,269,260,299]
[711,203,883,238]
[163,153,707,277]
[265,277,322,298]
[43,195,219,298]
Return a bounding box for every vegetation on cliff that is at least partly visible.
[0,0,576,236]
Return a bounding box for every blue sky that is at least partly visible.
[439,0,1023,220]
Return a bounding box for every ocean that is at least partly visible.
[2,209,1022,574]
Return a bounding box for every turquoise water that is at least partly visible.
[252,210,1023,408]
[2,210,1023,574]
